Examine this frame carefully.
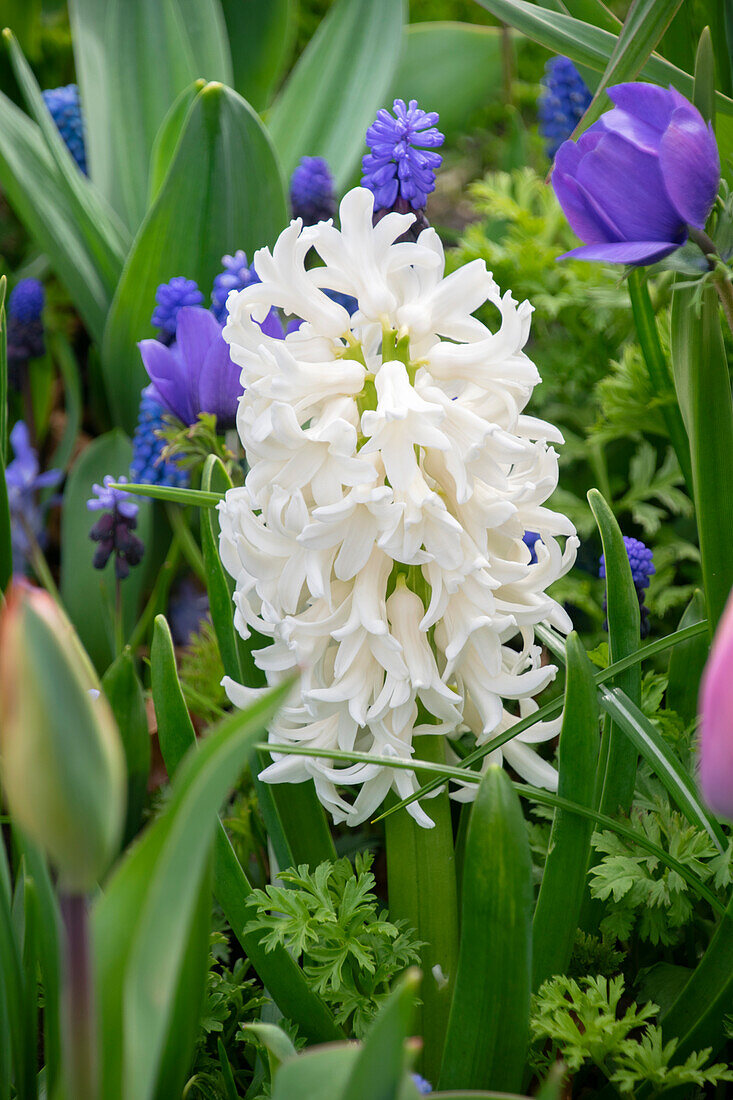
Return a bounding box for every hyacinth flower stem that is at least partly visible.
[688,226,733,336]
[59,893,97,1100]
[385,735,459,1085]
[18,513,61,603]
[165,503,206,583]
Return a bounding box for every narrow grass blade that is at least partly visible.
[103,650,151,843]
[666,590,708,725]
[109,482,223,508]
[599,685,726,849]
[439,766,532,1093]
[588,488,640,818]
[151,615,197,777]
[533,633,599,989]
[627,269,692,491]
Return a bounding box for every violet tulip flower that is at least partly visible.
[138,306,245,428]
[552,82,720,264]
[699,591,733,820]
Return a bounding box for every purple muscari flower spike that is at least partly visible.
[129,385,189,488]
[290,156,337,226]
[211,251,259,324]
[699,590,733,820]
[138,306,245,428]
[552,82,720,265]
[7,279,46,383]
[151,277,204,340]
[5,421,63,573]
[362,98,445,214]
[87,476,144,580]
[412,1074,432,1094]
[538,57,592,160]
[600,535,655,638]
[42,84,87,173]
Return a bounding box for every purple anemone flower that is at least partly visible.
[552,82,720,265]
[5,421,62,573]
[138,306,245,428]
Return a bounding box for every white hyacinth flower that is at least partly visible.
[218,187,578,828]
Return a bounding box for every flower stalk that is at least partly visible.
[60,893,97,1100]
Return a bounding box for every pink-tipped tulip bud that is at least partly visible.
[0,585,125,891]
[699,592,733,820]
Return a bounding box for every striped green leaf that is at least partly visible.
[268,0,406,187]
[439,766,532,1093]
[221,0,296,112]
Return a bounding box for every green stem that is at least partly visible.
[125,536,181,653]
[688,226,733,336]
[114,576,123,658]
[21,516,62,602]
[384,736,458,1085]
[165,503,206,583]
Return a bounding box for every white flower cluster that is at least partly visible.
[218,187,578,827]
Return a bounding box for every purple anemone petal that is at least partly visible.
[175,306,222,407]
[553,138,620,245]
[574,130,683,243]
[259,308,286,340]
[138,339,191,424]
[659,107,720,228]
[197,329,242,427]
[558,239,682,264]
[607,82,681,133]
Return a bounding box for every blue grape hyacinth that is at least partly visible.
[42,84,87,173]
[538,56,592,160]
[152,277,204,340]
[211,252,259,324]
[87,476,145,580]
[7,279,45,382]
[290,156,337,225]
[130,386,189,488]
[362,98,444,214]
[600,535,655,638]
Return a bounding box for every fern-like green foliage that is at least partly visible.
[531,975,733,1096]
[448,168,632,414]
[588,798,732,946]
[178,619,228,724]
[245,854,422,1038]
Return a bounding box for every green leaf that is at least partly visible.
[268,0,406,188]
[0,92,115,341]
[60,431,153,673]
[151,615,197,778]
[102,650,151,843]
[598,685,726,850]
[473,0,733,116]
[573,0,685,134]
[0,459,11,596]
[0,861,34,1100]
[341,968,421,1100]
[68,0,232,228]
[588,488,641,818]
[92,680,291,1100]
[0,275,6,459]
[670,283,733,634]
[221,0,297,111]
[627,270,692,493]
[440,767,532,1093]
[112,482,223,508]
[101,80,287,431]
[388,23,503,140]
[200,456,241,683]
[148,80,206,205]
[385,737,459,1085]
[533,633,599,990]
[667,590,708,725]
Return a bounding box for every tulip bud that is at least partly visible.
[0,585,125,891]
[698,590,733,820]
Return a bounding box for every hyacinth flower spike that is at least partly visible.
[7,278,45,386]
[552,82,720,265]
[42,84,87,173]
[87,476,145,581]
[600,535,655,638]
[538,56,592,160]
[290,156,337,226]
[129,385,189,488]
[218,185,578,828]
[151,276,204,341]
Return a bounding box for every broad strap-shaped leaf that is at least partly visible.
[599,685,726,850]
[440,766,532,1093]
[341,969,421,1100]
[103,650,151,844]
[667,590,708,726]
[268,0,406,187]
[200,456,242,683]
[93,681,291,1100]
[68,0,232,228]
[388,23,503,141]
[151,615,197,777]
[221,0,297,112]
[473,0,733,116]
[101,81,288,432]
[532,633,599,989]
